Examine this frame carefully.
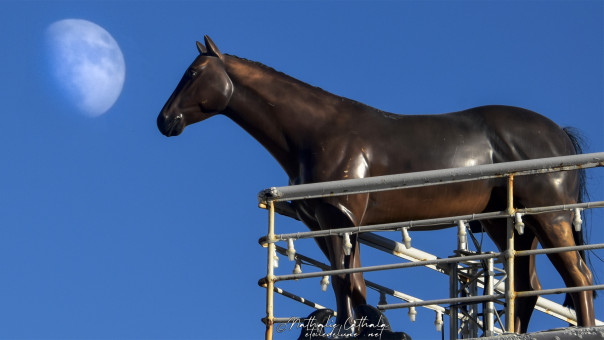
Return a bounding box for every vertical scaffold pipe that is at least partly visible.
[266,201,276,340]
[505,175,516,333]
[449,262,459,340]
[468,266,479,338]
[484,257,495,337]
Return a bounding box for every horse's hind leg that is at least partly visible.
[480,219,542,333]
[529,212,595,326]
[511,230,542,333]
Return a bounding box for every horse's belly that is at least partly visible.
[361,180,493,225]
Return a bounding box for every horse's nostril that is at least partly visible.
[156,112,184,137]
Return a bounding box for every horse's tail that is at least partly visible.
[562,127,596,307]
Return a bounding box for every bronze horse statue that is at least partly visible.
[157,36,595,333]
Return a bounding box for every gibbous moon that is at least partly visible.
[46,19,125,117]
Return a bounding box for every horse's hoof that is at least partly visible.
[354,304,412,340]
[297,308,334,340]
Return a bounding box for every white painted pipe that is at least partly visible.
[573,208,583,232]
[515,213,525,235]
[286,238,296,261]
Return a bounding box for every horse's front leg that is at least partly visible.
[314,200,367,335]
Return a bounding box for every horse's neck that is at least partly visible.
[223,56,344,178]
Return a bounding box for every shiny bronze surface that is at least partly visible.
[158,36,595,331]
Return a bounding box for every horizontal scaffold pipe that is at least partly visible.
[258,152,604,202]
[268,242,604,284]
[379,294,506,311]
[515,284,604,299]
[271,252,501,283]
[517,200,604,215]
[515,243,604,257]
[261,211,506,244]
[258,200,604,244]
[378,286,604,311]
[271,286,331,311]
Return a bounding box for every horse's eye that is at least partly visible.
[189,69,198,77]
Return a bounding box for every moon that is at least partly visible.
[45,19,125,117]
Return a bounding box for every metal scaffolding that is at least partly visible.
[257,152,604,339]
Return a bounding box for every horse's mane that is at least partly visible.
[226,54,381,113]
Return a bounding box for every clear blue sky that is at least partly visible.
[1,1,603,339]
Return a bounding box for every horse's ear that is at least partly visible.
[204,35,224,60]
[196,41,207,55]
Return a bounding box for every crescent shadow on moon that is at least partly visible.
[46,19,126,117]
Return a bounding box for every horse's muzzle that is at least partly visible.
[157,113,185,137]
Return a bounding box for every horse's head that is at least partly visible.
[157,36,234,136]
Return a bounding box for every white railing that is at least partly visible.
[257,152,604,339]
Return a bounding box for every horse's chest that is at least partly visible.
[295,147,370,184]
